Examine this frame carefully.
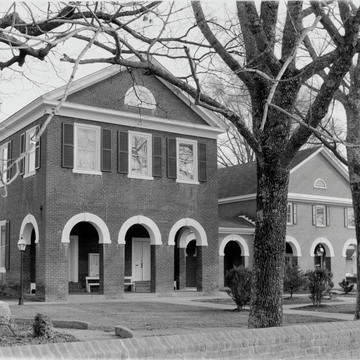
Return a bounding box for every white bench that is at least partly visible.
[124,276,135,292]
[85,276,99,293]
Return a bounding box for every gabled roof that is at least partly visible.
[218,146,348,200]
[219,215,255,230]
[0,60,226,141]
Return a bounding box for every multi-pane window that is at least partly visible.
[287,203,297,225]
[129,131,152,179]
[177,139,198,183]
[20,126,40,177]
[0,143,9,185]
[312,205,330,227]
[345,207,355,229]
[74,124,101,174]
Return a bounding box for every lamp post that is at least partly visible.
[17,237,27,305]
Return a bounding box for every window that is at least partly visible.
[0,142,10,185]
[177,138,198,184]
[345,207,355,229]
[124,85,156,110]
[314,178,327,189]
[0,220,9,273]
[129,131,153,179]
[287,203,297,225]
[312,205,330,227]
[62,123,112,173]
[20,126,40,177]
[74,123,101,175]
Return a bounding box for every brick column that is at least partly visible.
[101,243,123,298]
[196,246,203,291]
[178,248,186,290]
[219,255,224,288]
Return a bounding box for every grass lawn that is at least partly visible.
[9,300,343,333]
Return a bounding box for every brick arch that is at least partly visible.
[19,214,39,244]
[342,238,357,258]
[286,236,302,257]
[168,218,207,246]
[118,215,162,245]
[219,234,250,257]
[61,212,111,244]
[310,237,334,257]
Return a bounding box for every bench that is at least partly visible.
[124,276,135,292]
[85,276,99,293]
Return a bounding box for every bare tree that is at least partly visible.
[1,1,360,328]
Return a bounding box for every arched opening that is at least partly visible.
[285,243,297,267]
[224,241,242,285]
[345,244,357,277]
[68,222,100,294]
[186,240,197,288]
[314,243,329,270]
[124,224,151,293]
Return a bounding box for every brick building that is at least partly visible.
[0,64,225,301]
[218,147,357,287]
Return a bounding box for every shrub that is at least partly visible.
[305,268,334,306]
[283,265,308,298]
[33,313,54,338]
[339,279,354,294]
[224,266,252,311]
[0,280,20,298]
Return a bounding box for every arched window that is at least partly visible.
[314,178,327,189]
[124,85,156,110]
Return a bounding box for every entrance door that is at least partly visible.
[132,238,150,281]
[68,235,79,282]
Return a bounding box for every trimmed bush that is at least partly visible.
[305,268,334,306]
[33,313,54,338]
[339,279,354,294]
[284,265,308,298]
[225,266,252,311]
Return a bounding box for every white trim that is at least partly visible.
[219,234,250,256]
[73,123,101,175]
[0,141,9,186]
[128,130,153,180]
[0,220,7,272]
[309,237,335,257]
[314,178,327,189]
[290,147,323,174]
[168,218,208,246]
[61,212,111,244]
[19,214,40,244]
[219,192,353,206]
[342,239,357,258]
[118,215,162,245]
[286,236,302,257]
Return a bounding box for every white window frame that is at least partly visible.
[346,207,355,229]
[0,220,7,273]
[23,126,38,178]
[176,138,199,185]
[73,123,101,175]
[128,131,153,180]
[0,142,9,186]
[287,203,293,225]
[315,205,326,227]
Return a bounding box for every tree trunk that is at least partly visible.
[346,107,360,320]
[248,160,290,328]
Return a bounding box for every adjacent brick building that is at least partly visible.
[218,147,357,287]
[0,64,225,301]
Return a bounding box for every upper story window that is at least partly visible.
[20,126,40,178]
[287,202,297,225]
[129,131,153,180]
[0,142,10,185]
[125,85,156,111]
[177,138,198,184]
[345,207,355,229]
[312,205,330,227]
[0,220,9,273]
[62,123,112,174]
[314,178,327,189]
[74,123,101,175]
